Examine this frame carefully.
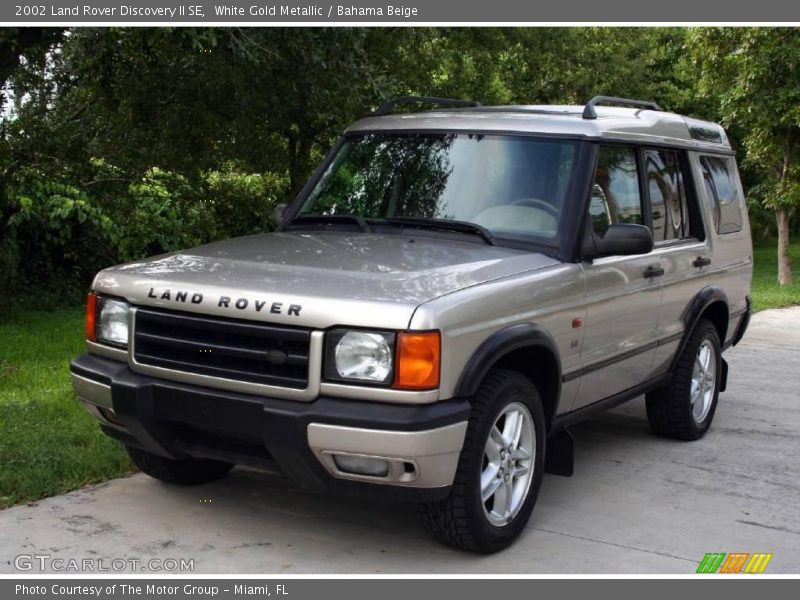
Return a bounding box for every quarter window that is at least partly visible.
[700,156,743,234]
[645,149,692,242]
[588,146,643,237]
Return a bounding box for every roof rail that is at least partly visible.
[582,96,662,120]
[374,95,482,116]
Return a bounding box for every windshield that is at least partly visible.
[296,133,578,244]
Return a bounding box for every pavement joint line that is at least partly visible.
[529,526,698,564]
[736,520,800,537]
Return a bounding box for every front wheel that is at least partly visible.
[422,369,546,553]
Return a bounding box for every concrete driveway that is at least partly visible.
[2,308,799,574]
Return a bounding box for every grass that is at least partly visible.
[0,305,133,510]
[0,239,798,510]
[752,240,800,311]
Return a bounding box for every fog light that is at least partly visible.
[332,454,390,477]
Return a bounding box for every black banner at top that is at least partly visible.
[4,0,800,23]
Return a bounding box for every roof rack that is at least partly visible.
[582,96,662,120]
[374,95,482,116]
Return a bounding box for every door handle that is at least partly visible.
[643,265,665,278]
[692,256,711,268]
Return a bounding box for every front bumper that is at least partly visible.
[71,353,469,501]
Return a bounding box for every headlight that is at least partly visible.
[325,330,395,385]
[91,294,130,348]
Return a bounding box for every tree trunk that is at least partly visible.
[775,129,795,287]
[776,208,793,286]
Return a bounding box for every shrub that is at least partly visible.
[117,168,210,262]
[205,167,288,239]
[0,164,289,296]
[4,172,118,294]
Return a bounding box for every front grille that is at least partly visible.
[133,307,311,388]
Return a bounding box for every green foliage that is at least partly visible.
[0,229,20,294]
[688,28,800,209]
[687,28,800,284]
[4,172,117,292]
[119,168,207,261]
[0,165,284,294]
[205,167,288,239]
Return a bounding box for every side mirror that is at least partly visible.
[585,223,654,259]
[273,203,287,228]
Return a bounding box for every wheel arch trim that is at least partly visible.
[671,285,729,372]
[453,323,562,421]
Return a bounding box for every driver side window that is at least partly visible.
[589,146,643,237]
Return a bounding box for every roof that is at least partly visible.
[346,105,732,152]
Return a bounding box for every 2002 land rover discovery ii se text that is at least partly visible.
[71,96,753,553]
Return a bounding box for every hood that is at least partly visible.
[93,231,559,329]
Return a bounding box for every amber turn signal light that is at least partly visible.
[394,331,440,390]
[85,292,97,341]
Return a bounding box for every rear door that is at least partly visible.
[643,148,711,374]
[572,145,663,409]
[651,151,753,367]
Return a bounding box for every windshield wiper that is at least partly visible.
[287,214,496,245]
[288,214,372,233]
[384,216,496,246]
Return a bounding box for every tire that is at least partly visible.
[422,368,546,554]
[646,318,722,441]
[126,445,233,485]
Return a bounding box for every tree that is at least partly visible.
[15,28,390,196]
[6,28,701,203]
[689,28,800,286]
[377,28,697,111]
[0,28,63,114]
[1,28,64,290]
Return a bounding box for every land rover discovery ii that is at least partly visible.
[71,96,753,553]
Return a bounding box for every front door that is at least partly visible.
[572,145,663,409]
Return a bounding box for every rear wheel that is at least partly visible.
[422,369,545,553]
[646,318,722,440]
[126,445,233,485]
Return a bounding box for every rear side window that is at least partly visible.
[589,146,643,237]
[645,149,692,242]
[700,156,743,234]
